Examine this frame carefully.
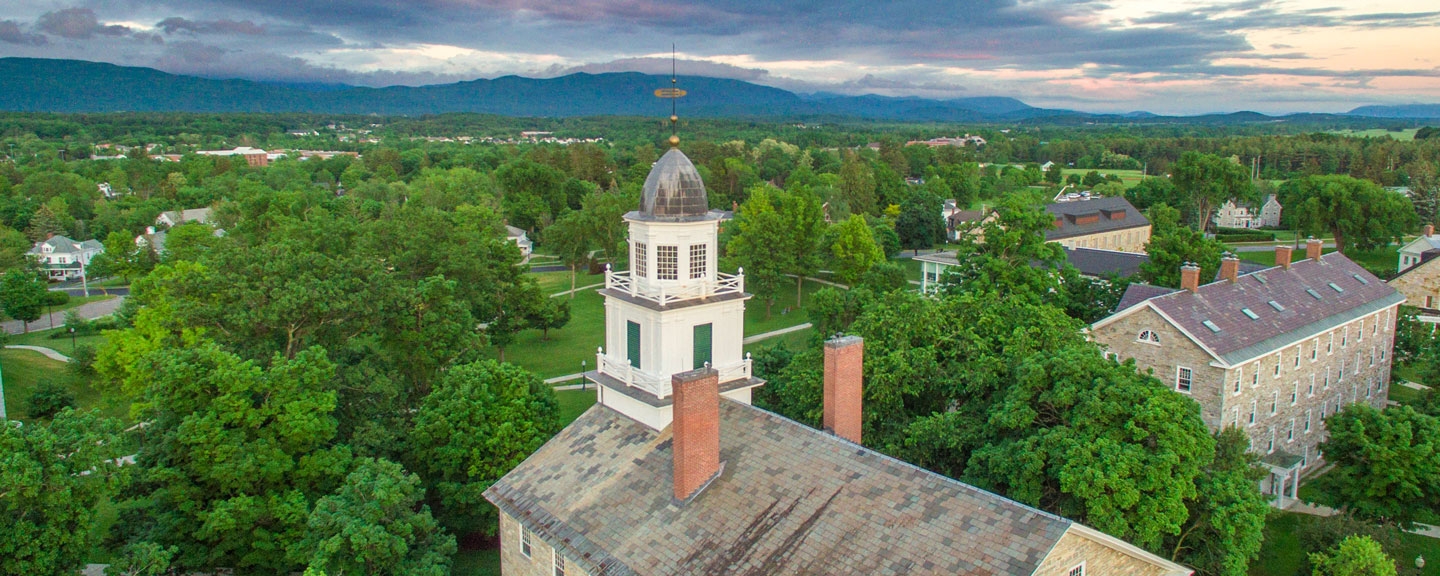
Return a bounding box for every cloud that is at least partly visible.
[0,20,46,45]
[37,8,130,39]
[156,17,266,36]
[547,57,770,81]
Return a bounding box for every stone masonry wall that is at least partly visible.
[1056,225,1151,254]
[1032,529,1175,576]
[1092,306,1227,427]
[1390,260,1440,310]
[499,511,590,576]
[1094,303,1397,474]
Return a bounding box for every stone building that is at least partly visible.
[1388,228,1440,311]
[484,144,1191,576]
[1046,196,1151,253]
[1216,195,1282,229]
[1089,241,1402,506]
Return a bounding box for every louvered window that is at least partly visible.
[627,321,641,369]
[693,323,712,370]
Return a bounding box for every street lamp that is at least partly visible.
[69,327,76,354]
[580,360,587,391]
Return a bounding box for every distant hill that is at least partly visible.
[1346,104,1440,119]
[0,57,1067,121]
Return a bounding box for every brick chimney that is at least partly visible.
[1427,224,1435,237]
[672,367,721,502]
[1180,262,1201,292]
[1306,237,1323,261]
[1220,254,1240,283]
[823,335,864,444]
[1276,245,1293,269]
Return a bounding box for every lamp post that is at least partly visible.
[580,360,587,391]
[0,351,7,420]
[69,327,76,354]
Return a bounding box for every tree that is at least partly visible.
[105,543,178,576]
[896,192,944,254]
[1045,163,1064,185]
[494,159,567,231]
[1279,175,1416,253]
[528,298,570,340]
[830,214,884,285]
[291,458,456,576]
[1309,536,1397,576]
[0,409,124,576]
[407,361,561,537]
[1165,428,1269,576]
[778,189,825,306]
[939,192,1066,302]
[0,224,29,270]
[544,210,593,298]
[1172,152,1252,232]
[1,268,46,332]
[838,152,877,216]
[24,203,66,242]
[726,187,791,317]
[1315,404,1440,528]
[1140,204,1225,289]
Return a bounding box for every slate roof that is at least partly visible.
[1062,247,1149,278]
[637,149,710,221]
[158,207,212,226]
[485,401,1072,576]
[1110,252,1403,365]
[1045,196,1149,241]
[27,236,102,256]
[1115,283,1179,312]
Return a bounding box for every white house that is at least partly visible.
[1213,195,1282,229]
[1258,195,1282,228]
[27,236,103,281]
[156,208,213,228]
[1398,224,1440,273]
[505,225,533,257]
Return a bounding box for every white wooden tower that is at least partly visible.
[585,146,763,430]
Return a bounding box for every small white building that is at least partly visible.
[156,208,213,228]
[1212,195,1282,229]
[27,236,103,281]
[505,225,533,257]
[1398,224,1440,273]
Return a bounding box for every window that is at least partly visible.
[1294,347,1301,368]
[1358,319,1364,341]
[520,526,533,558]
[656,245,678,280]
[1233,368,1243,395]
[626,321,642,369]
[1242,308,1259,320]
[693,323,712,370]
[1176,367,1193,393]
[1308,375,1315,397]
[633,242,647,278]
[1138,330,1160,344]
[1305,409,1312,433]
[1233,407,1241,428]
[689,243,707,279]
[1252,370,1260,388]
[553,552,566,576]
[1274,355,1281,377]
[1370,347,1375,367]
[1271,392,1278,415]
[1339,359,1345,381]
[1203,320,1221,333]
[1325,367,1331,388]
[1291,382,1298,405]
[1328,332,1334,354]
[1342,327,1348,348]
[1287,418,1295,442]
[1267,427,1276,453]
[1069,563,1086,576]
[1321,400,1328,420]
[1249,400,1257,425]
[1311,339,1319,361]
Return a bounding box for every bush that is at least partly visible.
[1214,227,1277,243]
[25,380,75,419]
[68,344,97,378]
[43,290,69,307]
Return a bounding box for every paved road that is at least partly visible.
[1230,241,1336,253]
[550,282,605,298]
[530,264,569,273]
[4,345,71,362]
[52,286,129,297]
[742,322,813,344]
[2,296,124,335]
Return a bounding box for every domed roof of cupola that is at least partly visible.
[638,148,710,220]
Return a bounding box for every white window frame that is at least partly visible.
[520,525,533,558]
[1287,418,1295,442]
[1069,562,1086,576]
[688,243,707,279]
[1233,367,1243,395]
[656,245,679,280]
[1249,400,1257,425]
[1274,353,1282,378]
[1267,427,1276,453]
[633,242,647,278]
[1175,366,1193,393]
[1137,330,1161,345]
[1271,391,1278,415]
[1311,338,1319,361]
[1305,409,1312,433]
[553,550,566,576]
[1358,319,1364,342]
[1328,332,1334,354]
[1232,407,1241,428]
[1294,346,1302,368]
[1308,374,1315,397]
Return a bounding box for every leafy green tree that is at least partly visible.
[105,342,353,573]
[1315,405,1440,528]
[544,210,593,298]
[0,224,29,270]
[291,458,456,576]
[1125,177,1180,212]
[407,361,561,537]
[1278,175,1416,253]
[727,187,791,317]
[1165,428,1269,576]
[495,159,567,231]
[896,192,944,254]
[1045,163,1064,185]
[528,298,570,340]
[1172,152,1252,232]
[0,409,124,576]
[778,188,825,306]
[940,192,1065,302]
[105,542,178,576]
[24,381,75,420]
[24,203,66,242]
[1140,204,1225,288]
[838,152,877,216]
[830,214,884,285]
[1,268,46,332]
[1309,536,1397,576]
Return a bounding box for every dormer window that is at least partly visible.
[1137,330,1160,344]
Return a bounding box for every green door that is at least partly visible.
[693,323,712,369]
[627,321,641,369]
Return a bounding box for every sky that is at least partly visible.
[0,0,1437,115]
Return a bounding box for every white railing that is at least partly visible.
[595,348,753,399]
[605,265,745,307]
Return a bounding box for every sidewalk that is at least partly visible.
[4,345,71,362]
[2,296,123,335]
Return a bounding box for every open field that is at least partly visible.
[7,325,110,351]
[1329,128,1420,141]
[1250,511,1440,576]
[0,348,127,422]
[1060,168,1150,188]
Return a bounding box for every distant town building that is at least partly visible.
[1213,195,1282,229]
[1089,244,1401,507]
[1046,196,1150,253]
[196,147,275,167]
[484,145,1190,576]
[27,235,103,281]
[916,246,1151,292]
[906,134,987,148]
[1397,224,1440,273]
[1392,225,1440,309]
[97,182,120,199]
[156,208,213,228]
[505,225,532,257]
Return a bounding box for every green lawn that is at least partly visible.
[452,548,501,576]
[1329,128,1420,141]
[744,278,830,337]
[556,388,596,424]
[532,269,604,296]
[0,348,127,422]
[7,325,111,352]
[1391,383,1426,406]
[1060,168,1149,189]
[744,326,816,357]
[1251,511,1440,576]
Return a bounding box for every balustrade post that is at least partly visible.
[737,267,745,293]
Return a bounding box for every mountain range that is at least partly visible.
[1,57,1437,121]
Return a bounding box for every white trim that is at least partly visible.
[1175,366,1194,394]
[1069,561,1087,576]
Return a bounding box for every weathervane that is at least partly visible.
[653,44,686,147]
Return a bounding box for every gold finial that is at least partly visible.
[652,44,686,148]
[669,135,680,147]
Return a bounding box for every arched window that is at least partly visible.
[1137,330,1160,344]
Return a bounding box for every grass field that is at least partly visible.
[1329,128,1420,141]
[0,348,127,422]
[1234,245,1397,272]
[1060,168,1150,189]
[1251,511,1440,576]
[7,325,111,352]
